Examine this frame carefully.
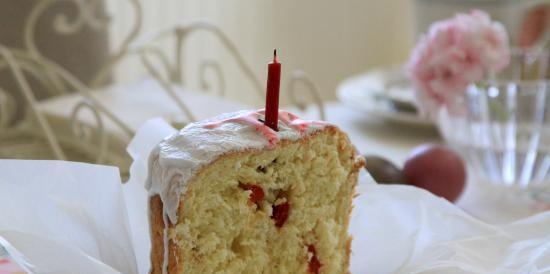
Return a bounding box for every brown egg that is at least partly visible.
[403,144,466,202]
[364,155,405,184]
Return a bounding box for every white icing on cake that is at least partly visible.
[146,109,327,224]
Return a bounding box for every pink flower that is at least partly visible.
[408,10,510,117]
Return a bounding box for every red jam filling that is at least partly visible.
[271,202,289,228]
[307,244,322,274]
[239,184,265,204]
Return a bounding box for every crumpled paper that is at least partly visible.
[351,184,550,274]
[0,160,136,274]
[0,118,549,274]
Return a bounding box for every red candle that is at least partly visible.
[265,49,281,131]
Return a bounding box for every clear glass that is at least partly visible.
[438,49,550,202]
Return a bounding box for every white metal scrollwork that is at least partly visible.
[0,44,133,165]
[70,100,108,163]
[0,45,66,160]
[43,57,135,137]
[0,0,142,164]
[140,47,197,122]
[24,0,143,88]
[0,88,16,128]
[199,59,226,97]
[1,1,327,167]
[174,22,265,98]
[53,0,110,34]
[90,0,142,87]
[136,21,265,99]
[137,21,326,122]
[0,51,61,97]
[287,70,326,120]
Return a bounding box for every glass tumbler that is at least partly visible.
[438,49,550,202]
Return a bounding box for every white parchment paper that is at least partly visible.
[0,118,549,274]
[0,160,137,274]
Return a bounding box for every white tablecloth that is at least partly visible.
[319,102,548,224]
[36,80,548,225]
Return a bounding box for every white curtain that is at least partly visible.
[106,0,413,105]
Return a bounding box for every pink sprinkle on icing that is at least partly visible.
[278,110,327,134]
[203,110,325,149]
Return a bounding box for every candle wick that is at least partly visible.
[273,49,277,62]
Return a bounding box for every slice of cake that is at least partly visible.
[147,109,365,274]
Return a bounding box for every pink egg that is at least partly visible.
[403,144,466,202]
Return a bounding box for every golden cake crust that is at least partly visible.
[150,195,182,274]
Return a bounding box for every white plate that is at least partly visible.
[337,68,434,128]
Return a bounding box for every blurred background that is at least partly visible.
[109,0,548,102]
[2,0,547,107]
[1,0,550,222]
[107,0,413,104]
